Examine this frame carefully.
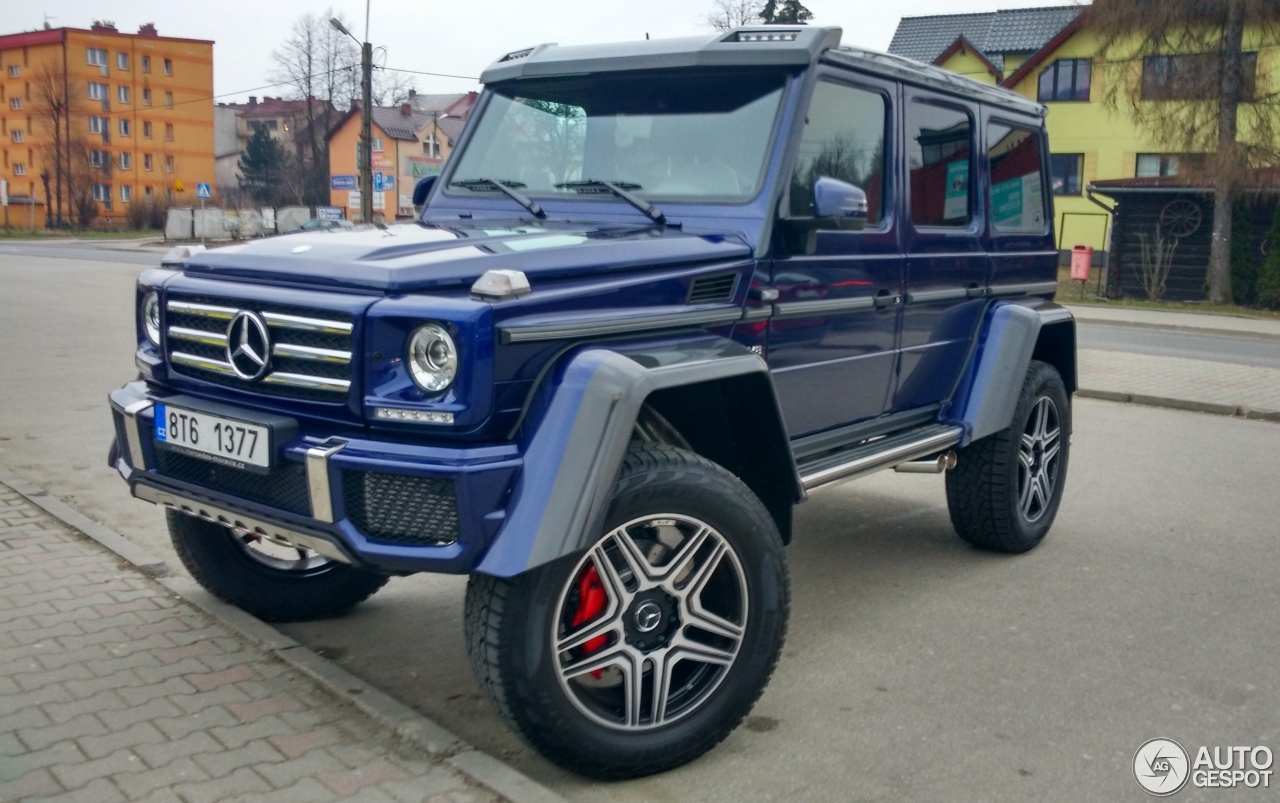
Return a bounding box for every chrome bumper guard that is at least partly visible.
[133,482,352,565]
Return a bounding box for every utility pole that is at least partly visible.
[360,41,373,224]
[330,17,375,224]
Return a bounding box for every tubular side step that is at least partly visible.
[798,424,963,493]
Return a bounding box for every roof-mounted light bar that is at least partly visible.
[731,30,801,43]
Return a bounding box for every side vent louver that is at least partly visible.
[687,273,738,304]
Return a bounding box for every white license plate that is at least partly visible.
[154,404,271,470]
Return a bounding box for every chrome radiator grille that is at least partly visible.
[165,295,355,403]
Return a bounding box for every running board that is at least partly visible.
[798,424,963,493]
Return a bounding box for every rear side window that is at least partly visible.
[987,123,1048,232]
[790,81,888,225]
[908,102,972,227]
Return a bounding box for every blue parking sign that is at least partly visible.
[373,172,384,192]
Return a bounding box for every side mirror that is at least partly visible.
[412,175,438,215]
[813,176,867,231]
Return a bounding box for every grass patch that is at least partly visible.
[1056,267,1280,320]
[0,228,160,240]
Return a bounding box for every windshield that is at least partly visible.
[447,69,788,205]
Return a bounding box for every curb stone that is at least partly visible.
[0,467,569,803]
[1077,388,1280,422]
[1074,317,1280,342]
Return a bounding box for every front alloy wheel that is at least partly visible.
[465,443,789,779]
[553,514,748,730]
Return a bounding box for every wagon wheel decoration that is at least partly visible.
[1159,199,1202,238]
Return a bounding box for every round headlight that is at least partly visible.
[407,323,457,392]
[143,292,161,346]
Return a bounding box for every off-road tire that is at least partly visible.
[945,360,1070,553]
[167,511,388,622]
[465,442,789,779]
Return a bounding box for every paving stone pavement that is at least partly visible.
[1079,349,1280,416]
[0,484,502,803]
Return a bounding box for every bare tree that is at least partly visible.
[1089,0,1280,304]
[270,9,355,205]
[371,67,417,106]
[28,61,83,226]
[1136,225,1179,301]
[704,0,761,31]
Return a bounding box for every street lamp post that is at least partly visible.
[330,17,374,224]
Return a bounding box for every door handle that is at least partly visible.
[874,290,900,310]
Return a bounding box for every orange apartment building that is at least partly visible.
[0,21,214,226]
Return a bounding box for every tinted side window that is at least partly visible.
[908,102,972,227]
[790,81,888,225]
[987,123,1048,232]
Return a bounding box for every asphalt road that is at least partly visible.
[3,247,1279,801]
[1078,322,1280,370]
[0,239,163,265]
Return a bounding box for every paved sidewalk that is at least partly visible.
[0,484,500,803]
[1064,304,1280,418]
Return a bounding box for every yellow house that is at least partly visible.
[327,104,467,221]
[889,6,1279,254]
[0,21,214,225]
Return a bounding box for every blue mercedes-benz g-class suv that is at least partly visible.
[109,26,1074,778]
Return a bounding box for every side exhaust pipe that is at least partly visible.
[894,451,958,474]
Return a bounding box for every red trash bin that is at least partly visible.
[1070,245,1093,281]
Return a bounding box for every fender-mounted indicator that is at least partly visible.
[472,269,532,301]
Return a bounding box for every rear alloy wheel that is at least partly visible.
[946,360,1071,553]
[465,443,788,779]
[167,511,388,622]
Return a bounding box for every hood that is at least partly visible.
[181,222,752,294]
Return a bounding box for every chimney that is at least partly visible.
[138,23,158,36]
[248,96,258,107]
[90,20,118,32]
[401,103,412,116]
[408,89,416,99]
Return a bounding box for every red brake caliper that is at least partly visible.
[570,564,608,678]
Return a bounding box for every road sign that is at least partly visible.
[173,179,185,193]
[373,172,384,192]
[331,175,356,190]
[316,206,343,221]
[383,175,395,190]
[196,182,211,200]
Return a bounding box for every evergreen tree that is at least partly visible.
[760,0,813,24]
[238,126,286,205]
[1257,204,1280,309]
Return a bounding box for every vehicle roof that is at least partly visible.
[479,26,1046,119]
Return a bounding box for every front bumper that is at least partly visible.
[109,381,520,574]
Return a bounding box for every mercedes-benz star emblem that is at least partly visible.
[634,601,663,633]
[226,311,271,381]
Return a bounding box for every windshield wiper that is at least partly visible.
[449,178,546,219]
[555,180,666,225]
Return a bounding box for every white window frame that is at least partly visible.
[93,183,110,201]
[118,85,129,104]
[8,97,20,111]
[164,91,173,109]
[12,130,24,143]
[163,58,172,76]
[13,162,25,176]
[88,82,107,101]
[164,155,174,173]
[164,123,174,141]
[141,55,151,73]
[119,118,131,137]
[87,48,108,67]
[117,52,128,70]
[120,152,132,170]
[90,150,108,168]
[372,137,384,152]
[142,88,151,106]
[144,153,152,171]
[121,185,132,203]
[143,121,152,139]
[6,65,19,78]
[89,116,108,134]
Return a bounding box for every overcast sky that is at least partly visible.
[8,1,1082,103]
